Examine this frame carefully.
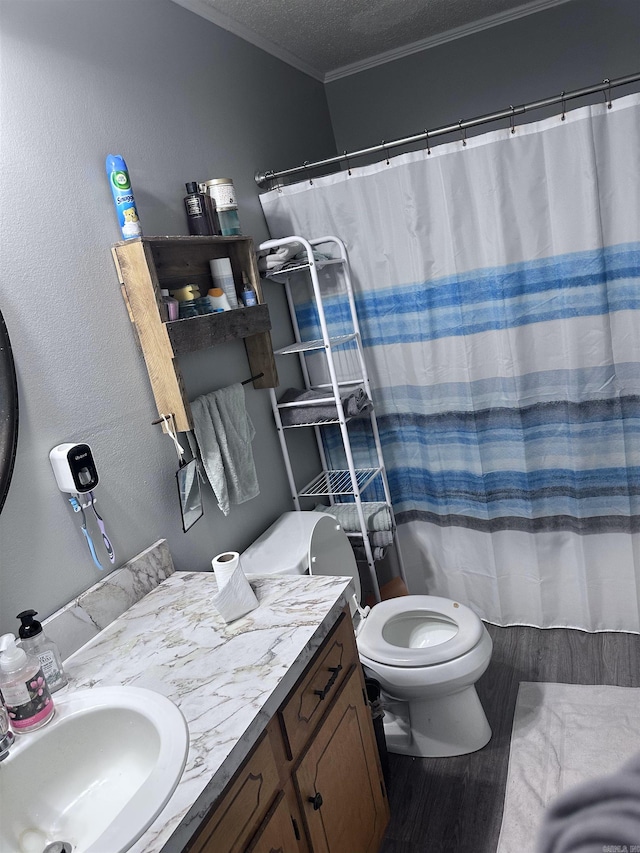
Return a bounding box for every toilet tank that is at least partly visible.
[241,511,361,600]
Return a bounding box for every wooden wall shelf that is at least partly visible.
[111,235,278,432]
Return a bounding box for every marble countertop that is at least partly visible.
[62,570,353,853]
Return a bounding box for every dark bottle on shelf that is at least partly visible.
[184,182,211,236]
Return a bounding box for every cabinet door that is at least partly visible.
[279,614,356,761]
[188,733,280,853]
[246,791,304,853]
[294,667,389,853]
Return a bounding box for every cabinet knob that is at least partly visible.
[308,792,323,810]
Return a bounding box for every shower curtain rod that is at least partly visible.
[255,71,640,187]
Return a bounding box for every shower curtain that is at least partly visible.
[260,93,640,632]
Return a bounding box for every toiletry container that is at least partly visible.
[184,182,211,236]
[241,274,257,306]
[209,258,239,309]
[16,610,67,693]
[202,179,242,236]
[161,289,179,321]
[106,154,143,240]
[207,288,231,311]
[217,207,242,237]
[170,284,200,319]
[0,634,54,732]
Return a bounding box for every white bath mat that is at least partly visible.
[497,682,640,852]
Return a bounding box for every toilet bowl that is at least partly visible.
[241,511,492,758]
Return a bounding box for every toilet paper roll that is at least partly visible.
[211,551,241,589]
[211,564,259,624]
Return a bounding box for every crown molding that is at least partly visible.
[325,0,575,83]
[170,0,325,82]
[171,0,574,85]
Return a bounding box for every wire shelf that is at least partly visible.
[281,416,352,428]
[274,334,357,356]
[298,468,382,497]
[265,257,344,280]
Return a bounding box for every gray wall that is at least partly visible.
[2,0,638,635]
[0,0,336,633]
[326,0,640,155]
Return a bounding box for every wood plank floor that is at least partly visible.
[379,623,640,853]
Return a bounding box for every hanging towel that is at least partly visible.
[190,384,259,516]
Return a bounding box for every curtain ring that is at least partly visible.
[560,91,566,121]
[510,105,516,135]
[343,150,351,176]
[459,119,467,147]
[303,160,313,185]
[425,129,431,155]
[604,78,612,109]
[382,141,389,165]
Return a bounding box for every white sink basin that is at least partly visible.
[0,686,189,853]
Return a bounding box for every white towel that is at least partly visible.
[190,384,259,516]
[314,502,392,533]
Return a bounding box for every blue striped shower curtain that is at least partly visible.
[260,93,640,631]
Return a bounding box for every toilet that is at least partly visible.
[241,511,493,758]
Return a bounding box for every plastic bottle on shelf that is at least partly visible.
[209,258,239,308]
[184,182,211,236]
[161,289,179,321]
[202,179,241,235]
[217,206,242,237]
[207,288,231,311]
[16,610,67,693]
[0,634,55,733]
[241,274,257,307]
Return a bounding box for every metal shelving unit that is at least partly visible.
[259,234,407,602]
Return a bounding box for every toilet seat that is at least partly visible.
[357,596,483,667]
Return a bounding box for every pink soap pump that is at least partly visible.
[0,634,55,733]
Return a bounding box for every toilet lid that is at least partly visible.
[307,514,361,603]
[239,512,361,602]
[356,595,483,667]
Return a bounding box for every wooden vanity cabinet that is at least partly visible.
[186,610,389,853]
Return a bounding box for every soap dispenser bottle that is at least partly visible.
[17,610,67,693]
[0,633,54,733]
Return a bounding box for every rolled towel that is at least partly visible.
[353,545,387,562]
[537,750,640,853]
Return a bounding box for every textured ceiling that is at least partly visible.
[171,0,573,80]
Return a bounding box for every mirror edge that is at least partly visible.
[0,308,18,514]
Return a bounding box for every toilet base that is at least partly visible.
[382,686,492,758]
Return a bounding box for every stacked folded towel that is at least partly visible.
[257,244,333,274]
[257,242,304,272]
[278,386,372,426]
[315,503,394,562]
[316,501,392,533]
